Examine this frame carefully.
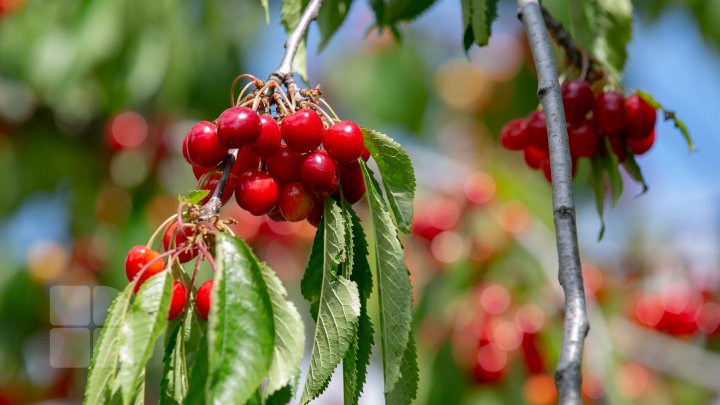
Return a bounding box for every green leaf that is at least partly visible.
[179,189,210,205]
[636,90,696,151]
[589,156,606,241]
[183,336,208,405]
[370,0,386,26]
[360,162,413,393]
[460,0,499,50]
[385,332,419,404]
[385,0,439,23]
[592,0,633,82]
[601,137,624,206]
[623,154,649,195]
[259,263,305,397]
[301,222,324,320]
[207,234,275,405]
[159,325,188,405]
[83,284,133,405]
[281,0,309,81]
[261,0,270,24]
[116,271,173,405]
[361,128,416,234]
[300,199,361,404]
[317,0,354,51]
[266,384,295,405]
[342,204,374,405]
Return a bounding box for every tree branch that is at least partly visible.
[198,0,324,221]
[517,1,589,404]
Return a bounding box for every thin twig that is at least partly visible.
[517,1,589,404]
[198,150,237,221]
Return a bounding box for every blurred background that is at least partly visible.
[0,0,719,403]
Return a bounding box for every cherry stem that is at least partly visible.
[267,81,295,113]
[318,98,340,121]
[146,214,178,249]
[196,241,217,273]
[198,149,237,221]
[303,101,335,124]
[230,74,259,105]
[236,80,261,107]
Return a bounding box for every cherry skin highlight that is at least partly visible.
[300,150,339,196]
[162,222,197,263]
[195,280,213,320]
[235,170,280,216]
[168,281,187,320]
[323,120,364,163]
[251,115,282,157]
[266,144,303,183]
[561,79,594,124]
[125,246,165,292]
[279,182,315,222]
[216,106,262,148]
[499,118,529,151]
[184,121,227,168]
[280,108,325,153]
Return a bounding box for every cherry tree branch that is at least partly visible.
[517,1,589,404]
[198,0,324,220]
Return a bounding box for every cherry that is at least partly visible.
[594,91,626,134]
[184,121,227,168]
[624,94,657,139]
[280,108,325,153]
[602,133,627,162]
[216,106,262,148]
[307,199,323,227]
[266,144,303,183]
[361,146,370,162]
[339,163,366,204]
[472,344,508,385]
[626,130,655,155]
[230,147,261,178]
[235,170,280,216]
[278,182,315,222]
[200,172,236,205]
[300,150,339,196]
[162,222,197,263]
[168,281,187,320]
[323,120,364,163]
[567,120,598,158]
[267,208,287,222]
[526,111,548,152]
[251,115,282,157]
[125,246,165,292]
[524,146,547,170]
[561,79,594,124]
[195,280,213,320]
[499,118,528,151]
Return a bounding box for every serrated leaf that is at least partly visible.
[601,137,624,206]
[636,90,696,151]
[83,284,134,405]
[360,162,413,393]
[385,332,419,404]
[460,0,499,50]
[207,234,274,405]
[179,189,210,205]
[385,0,439,23]
[592,0,633,82]
[317,0,354,51]
[266,383,295,405]
[159,325,188,405]
[370,0,386,26]
[300,199,360,404]
[259,263,305,397]
[182,336,208,405]
[361,128,416,234]
[589,156,606,240]
[301,222,324,320]
[281,0,309,81]
[623,154,649,195]
[116,271,173,405]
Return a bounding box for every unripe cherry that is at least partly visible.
[624,94,656,139]
[626,130,655,155]
[594,91,626,134]
[217,106,262,148]
[125,246,165,292]
[230,147,261,178]
[300,150,338,196]
[280,108,325,153]
[499,118,528,151]
[185,121,227,168]
[168,281,187,320]
[526,111,548,152]
[339,163,366,204]
[323,120,364,163]
[200,172,236,205]
[567,120,598,158]
[195,280,213,320]
[266,144,303,183]
[235,170,280,216]
[523,146,547,170]
[162,222,197,263]
[251,115,282,157]
[278,182,315,222]
[561,79,594,124]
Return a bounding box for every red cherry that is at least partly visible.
[216,106,261,148]
[307,199,323,227]
[235,170,280,216]
[168,281,187,320]
[594,91,626,134]
[541,159,577,183]
[300,151,339,196]
[266,144,303,183]
[162,222,197,263]
[196,280,213,320]
[361,146,370,162]
[280,108,325,153]
[200,172,236,205]
[278,182,315,222]
[323,120,364,163]
[267,208,287,222]
[472,344,508,385]
[606,133,628,162]
[499,118,528,151]
[568,120,598,158]
[561,79,594,124]
[624,94,657,139]
[125,246,165,292]
[521,332,547,374]
[251,115,282,157]
[184,121,227,168]
[524,146,547,169]
[626,130,655,155]
[230,147,261,178]
[192,165,214,181]
[526,111,548,152]
[339,163,366,204]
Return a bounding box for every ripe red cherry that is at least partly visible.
[524,146,547,169]
[266,144,303,183]
[526,111,548,152]
[594,91,626,134]
[162,222,197,263]
[472,344,508,385]
[192,165,214,181]
[251,115,282,157]
[278,182,315,222]
[267,208,287,222]
[216,106,262,148]
[168,281,187,320]
[300,151,338,196]
[307,199,323,227]
[184,121,227,168]
[568,120,598,158]
[235,170,280,216]
[626,130,655,155]
[499,118,528,151]
[200,172,236,205]
[339,163,366,204]
[195,280,213,320]
[280,108,325,153]
[624,94,657,139]
[125,246,165,292]
[361,146,370,162]
[230,147,261,178]
[561,79,594,124]
[323,120,364,163]
[601,133,627,162]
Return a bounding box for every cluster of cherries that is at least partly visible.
[183,105,368,225]
[499,79,658,181]
[633,287,720,337]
